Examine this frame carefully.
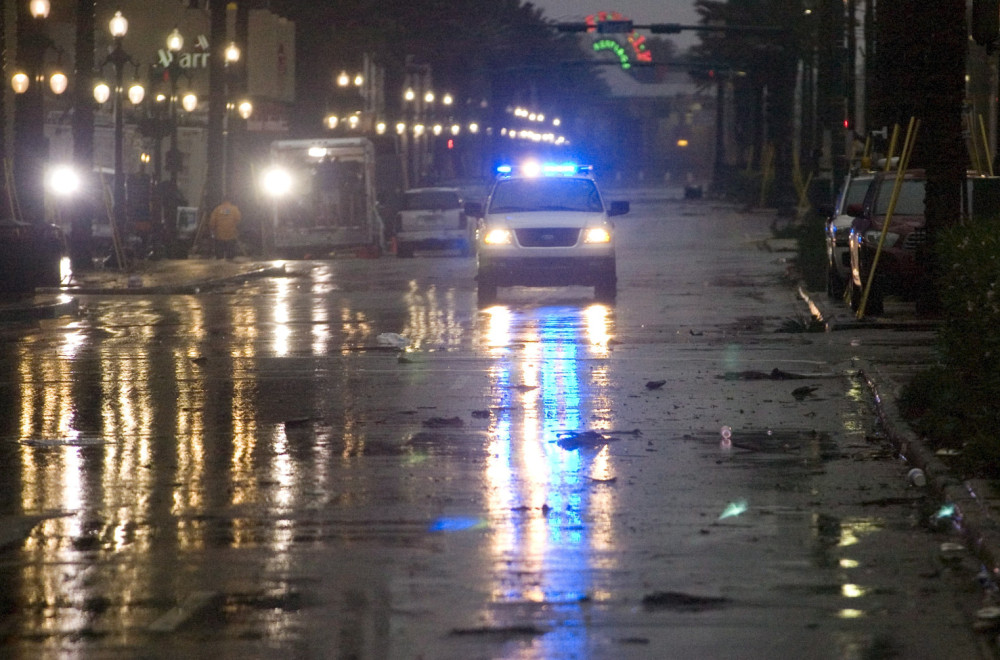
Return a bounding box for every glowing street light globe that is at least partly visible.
[93,82,111,104]
[127,83,145,105]
[49,72,68,95]
[166,27,184,53]
[10,73,29,95]
[29,0,50,19]
[237,100,253,120]
[109,10,128,38]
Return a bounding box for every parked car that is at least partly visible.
[848,170,926,315]
[395,187,473,257]
[472,162,628,304]
[826,171,874,298]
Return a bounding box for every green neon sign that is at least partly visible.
[593,38,631,70]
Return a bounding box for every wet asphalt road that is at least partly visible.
[0,193,993,658]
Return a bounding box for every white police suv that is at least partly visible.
[473,162,629,304]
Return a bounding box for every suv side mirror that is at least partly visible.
[607,200,629,217]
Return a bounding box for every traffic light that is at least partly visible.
[972,0,999,49]
[597,19,633,34]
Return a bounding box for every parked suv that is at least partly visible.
[473,162,628,304]
[848,170,926,315]
[395,187,472,257]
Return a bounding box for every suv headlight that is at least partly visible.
[583,227,611,243]
[483,228,513,245]
[864,230,899,248]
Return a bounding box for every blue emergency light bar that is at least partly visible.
[496,162,593,177]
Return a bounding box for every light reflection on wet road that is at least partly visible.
[0,199,989,658]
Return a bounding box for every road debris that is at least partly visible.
[791,385,819,400]
[422,416,464,429]
[641,591,730,612]
[719,499,749,519]
[907,468,927,487]
[376,332,410,348]
[645,380,666,390]
[555,430,619,451]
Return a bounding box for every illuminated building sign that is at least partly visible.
[585,10,653,66]
[593,39,631,70]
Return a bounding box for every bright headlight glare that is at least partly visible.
[584,227,611,243]
[483,228,513,245]
[47,165,80,197]
[262,168,293,197]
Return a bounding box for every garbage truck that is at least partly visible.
[260,137,384,257]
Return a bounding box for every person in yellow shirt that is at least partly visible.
[209,197,242,259]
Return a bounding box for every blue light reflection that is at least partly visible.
[482,304,616,652]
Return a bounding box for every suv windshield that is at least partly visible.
[874,179,925,215]
[841,177,872,210]
[488,178,603,213]
[404,191,460,210]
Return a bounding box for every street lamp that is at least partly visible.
[223,42,252,199]
[12,0,67,228]
[95,10,144,245]
[165,27,184,194]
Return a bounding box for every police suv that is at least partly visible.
[472,162,629,305]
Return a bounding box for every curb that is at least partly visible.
[799,284,1000,580]
[797,285,939,332]
[859,364,1000,579]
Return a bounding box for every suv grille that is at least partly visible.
[902,228,926,250]
[515,228,580,247]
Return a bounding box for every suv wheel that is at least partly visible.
[595,277,616,303]
[477,275,498,305]
[396,242,414,258]
[865,276,885,316]
[849,278,862,312]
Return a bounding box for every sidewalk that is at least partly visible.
[801,285,1000,590]
[0,256,284,324]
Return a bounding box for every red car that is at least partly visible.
[847,170,926,315]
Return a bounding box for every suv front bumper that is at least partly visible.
[477,255,616,287]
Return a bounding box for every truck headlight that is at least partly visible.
[583,227,611,243]
[262,167,293,198]
[46,164,80,197]
[483,228,513,245]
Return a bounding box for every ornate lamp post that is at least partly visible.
[223,42,241,199]
[11,0,65,227]
[95,10,144,245]
[164,27,185,195]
